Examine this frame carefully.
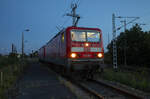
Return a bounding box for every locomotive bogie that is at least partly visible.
[68,58,103,71]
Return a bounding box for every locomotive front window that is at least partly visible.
[71,30,100,42]
[71,31,86,42]
[87,32,100,42]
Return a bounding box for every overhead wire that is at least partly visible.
[76,0,81,7]
[137,12,150,31]
[61,17,71,28]
[60,0,74,28]
[49,0,72,35]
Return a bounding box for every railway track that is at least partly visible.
[80,79,145,99]
[47,64,145,99]
[59,75,145,99]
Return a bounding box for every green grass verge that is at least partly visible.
[101,68,150,93]
[0,56,28,99]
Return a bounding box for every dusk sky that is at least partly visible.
[0,0,150,54]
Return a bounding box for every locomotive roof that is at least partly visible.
[46,26,101,45]
[67,26,102,31]
[46,28,65,45]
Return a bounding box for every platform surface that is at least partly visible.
[16,62,77,99]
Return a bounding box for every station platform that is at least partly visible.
[16,62,77,99]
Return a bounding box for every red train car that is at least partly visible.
[39,26,104,76]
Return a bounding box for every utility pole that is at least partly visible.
[108,33,110,45]
[121,20,127,67]
[22,32,24,57]
[66,3,80,27]
[12,44,14,53]
[12,43,17,54]
[22,29,30,58]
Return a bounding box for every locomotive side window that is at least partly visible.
[71,30,86,42]
[87,32,100,42]
[61,33,64,42]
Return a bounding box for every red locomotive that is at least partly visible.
[39,26,104,77]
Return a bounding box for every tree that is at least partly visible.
[106,24,150,67]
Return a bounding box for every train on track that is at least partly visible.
[38,26,104,78]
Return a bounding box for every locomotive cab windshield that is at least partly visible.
[71,30,100,42]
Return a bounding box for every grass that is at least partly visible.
[0,55,19,69]
[0,55,28,99]
[100,68,150,93]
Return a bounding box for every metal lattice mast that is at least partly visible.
[112,13,139,69]
[112,13,117,69]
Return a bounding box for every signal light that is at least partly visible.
[71,53,77,58]
[97,53,103,58]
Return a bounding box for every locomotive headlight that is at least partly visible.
[85,43,89,47]
[97,53,103,58]
[71,53,77,58]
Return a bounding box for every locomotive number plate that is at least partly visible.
[83,54,91,57]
